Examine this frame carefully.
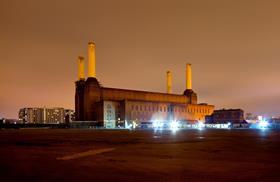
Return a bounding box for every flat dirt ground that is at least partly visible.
[0,129,279,181]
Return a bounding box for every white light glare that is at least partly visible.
[258,120,269,129]
[152,120,164,129]
[132,121,137,129]
[227,122,231,128]
[125,120,133,129]
[197,121,205,129]
[170,120,179,131]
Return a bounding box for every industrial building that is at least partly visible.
[75,41,214,128]
[18,107,74,124]
[205,109,246,124]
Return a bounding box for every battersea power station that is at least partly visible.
[75,41,214,128]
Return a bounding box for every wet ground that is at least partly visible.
[0,129,279,181]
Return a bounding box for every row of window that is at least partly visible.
[130,105,210,114]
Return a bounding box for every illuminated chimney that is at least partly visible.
[166,71,172,94]
[78,56,85,80]
[88,41,96,78]
[186,63,192,90]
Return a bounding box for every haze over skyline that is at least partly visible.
[1,0,280,118]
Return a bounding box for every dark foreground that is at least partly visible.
[0,129,279,182]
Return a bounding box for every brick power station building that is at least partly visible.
[75,42,214,128]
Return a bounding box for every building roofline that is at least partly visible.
[101,87,186,97]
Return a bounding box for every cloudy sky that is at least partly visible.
[1,0,280,118]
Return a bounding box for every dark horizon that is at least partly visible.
[1,0,280,118]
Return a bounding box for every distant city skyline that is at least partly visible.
[1,0,280,118]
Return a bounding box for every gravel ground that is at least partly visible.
[0,128,279,182]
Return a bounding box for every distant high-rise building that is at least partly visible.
[65,109,75,123]
[18,107,74,124]
[19,108,43,123]
[43,107,65,123]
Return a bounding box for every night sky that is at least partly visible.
[1,0,280,118]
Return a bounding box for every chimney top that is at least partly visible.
[78,56,84,60]
[88,41,95,45]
